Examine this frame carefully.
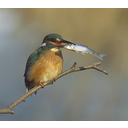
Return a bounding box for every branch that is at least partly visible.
[0,62,108,114]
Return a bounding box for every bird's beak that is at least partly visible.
[53,40,74,47]
[62,40,74,45]
[57,40,74,47]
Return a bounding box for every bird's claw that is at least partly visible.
[54,77,57,81]
[39,82,44,88]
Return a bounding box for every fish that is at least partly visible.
[64,43,106,60]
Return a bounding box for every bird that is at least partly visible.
[24,33,73,94]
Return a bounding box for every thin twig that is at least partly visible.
[0,62,108,114]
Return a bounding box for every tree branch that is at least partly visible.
[0,62,108,114]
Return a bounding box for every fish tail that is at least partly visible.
[97,54,106,60]
[87,48,106,60]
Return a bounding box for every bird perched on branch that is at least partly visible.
[24,33,73,94]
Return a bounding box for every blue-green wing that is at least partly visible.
[24,48,44,77]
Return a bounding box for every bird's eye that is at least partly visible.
[51,38,56,42]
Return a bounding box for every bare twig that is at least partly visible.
[0,62,108,114]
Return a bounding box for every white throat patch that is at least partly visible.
[40,43,46,47]
[50,48,60,52]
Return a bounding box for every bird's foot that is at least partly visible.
[39,82,44,88]
[54,77,57,81]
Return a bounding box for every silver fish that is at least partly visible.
[64,44,106,60]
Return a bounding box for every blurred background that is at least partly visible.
[0,8,128,121]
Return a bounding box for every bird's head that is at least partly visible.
[40,33,74,49]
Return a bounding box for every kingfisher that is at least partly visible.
[24,33,73,94]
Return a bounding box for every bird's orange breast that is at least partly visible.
[27,50,63,84]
